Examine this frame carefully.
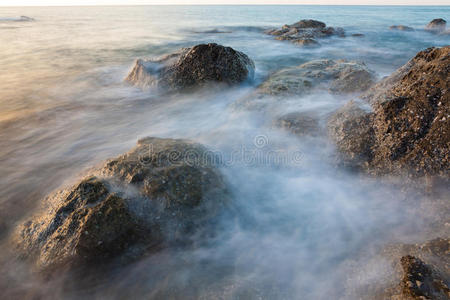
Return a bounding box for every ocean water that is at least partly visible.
[0,5,449,299]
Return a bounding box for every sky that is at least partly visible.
[1,0,449,5]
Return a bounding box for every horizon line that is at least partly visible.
[2,4,450,6]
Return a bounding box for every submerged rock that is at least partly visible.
[292,38,320,47]
[233,59,376,112]
[328,46,450,177]
[265,19,345,47]
[274,111,321,137]
[14,138,229,272]
[425,18,447,33]
[258,59,375,97]
[389,25,414,31]
[126,43,255,92]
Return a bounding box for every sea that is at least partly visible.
[0,5,449,299]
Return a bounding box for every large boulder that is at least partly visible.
[13,138,229,271]
[265,19,345,47]
[328,46,450,177]
[125,43,255,92]
[425,18,447,33]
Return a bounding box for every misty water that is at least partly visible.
[0,5,449,299]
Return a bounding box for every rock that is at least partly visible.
[258,59,375,97]
[193,29,232,34]
[233,59,376,113]
[327,101,374,169]
[19,16,35,21]
[265,28,289,36]
[328,46,450,177]
[400,255,450,299]
[275,35,295,41]
[292,38,320,47]
[389,25,415,31]
[369,46,450,177]
[274,111,321,137]
[265,19,346,46]
[351,33,365,37]
[126,43,255,92]
[425,18,447,33]
[345,238,450,299]
[291,19,326,29]
[13,138,229,272]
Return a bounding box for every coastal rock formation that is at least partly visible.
[274,111,321,137]
[425,18,447,33]
[233,59,376,112]
[292,38,320,47]
[13,138,229,271]
[265,19,345,47]
[126,43,255,92]
[328,46,450,177]
[345,238,450,299]
[327,101,374,169]
[399,255,450,299]
[258,59,375,97]
[389,25,414,31]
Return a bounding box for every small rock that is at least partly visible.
[425,18,447,33]
[389,25,414,31]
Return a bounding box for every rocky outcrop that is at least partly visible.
[425,18,447,33]
[233,59,376,112]
[345,238,450,299]
[13,138,229,272]
[126,43,255,92]
[274,111,321,137]
[265,19,345,47]
[258,59,374,97]
[328,46,450,177]
[399,255,450,299]
[327,101,374,169]
[292,38,320,47]
[389,25,414,31]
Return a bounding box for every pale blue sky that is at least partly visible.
[2,0,450,6]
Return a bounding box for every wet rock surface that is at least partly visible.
[400,255,450,299]
[265,19,345,47]
[257,59,376,97]
[126,43,255,92]
[328,46,450,177]
[13,138,229,272]
[345,238,450,300]
[274,111,321,137]
[389,25,414,31]
[425,18,447,33]
[327,100,374,169]
[233,59,376,113]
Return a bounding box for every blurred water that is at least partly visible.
[0,5,449,299]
